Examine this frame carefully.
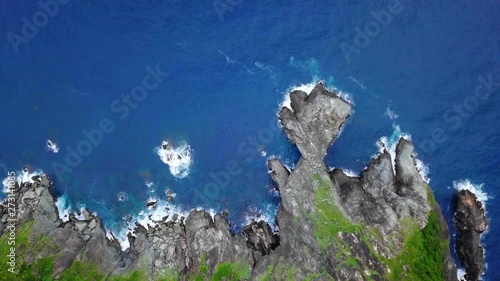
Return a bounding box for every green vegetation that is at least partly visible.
[310,175,363,251]
[211,262,250,281]
[0,227,250,281]
[59,260,106,281]
[309,175,373,278]
[309,174,449,281]
[0,220,57,281]
[188,253,251,281]
[386,211,448,281]
[257,259,297,281]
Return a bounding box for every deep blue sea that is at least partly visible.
[1,0,499,279]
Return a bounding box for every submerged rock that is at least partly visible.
[455,190,487,281]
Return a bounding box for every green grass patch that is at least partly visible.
[311,175,363,251]
[386,211,448,281]
[212,262,250,281]
[0,220,57,281]
[310,175,449,281]
[60,260,106,281]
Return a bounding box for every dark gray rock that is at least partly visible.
[455,190,487,281]
[279,83,351,161]
[242,221,279,256]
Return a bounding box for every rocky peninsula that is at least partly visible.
[1,83,460,280]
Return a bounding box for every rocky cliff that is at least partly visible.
[455,190,487,281]
[0,83,457,280]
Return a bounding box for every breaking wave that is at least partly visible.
[452,179,489,206]
[46,139,59,153]
[244,202,280,233]
[2,168,44,193]
[376,124,430,183]
[55,194,73,222]
[280,57,354,114]
[155,140,193,179]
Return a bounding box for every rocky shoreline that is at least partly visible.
[1,83,466,280]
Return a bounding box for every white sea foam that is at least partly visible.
[117,229,131,251]
[279,76,354,116]
[244,203,279,233]
[280,81,317,111]
[414,154,430,183]
[145,181,156,193]
[384,106,399,120]
[117,191,127,202]
[112,198,192,250]
[2,168,44,193]
[74,205,88,221]
[55,194,72,222]
[46,139,59,153]
[452,179,489,205]
[155,140,193,179]
[457,268,466,281]
[106,230,115,241]
[341,169,359,177]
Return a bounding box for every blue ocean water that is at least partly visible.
[1,0,499,278]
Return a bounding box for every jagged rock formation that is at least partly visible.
[455,190,487,281]
[0,177,266,280]
[0,83,458,280]
[257,83,457,280]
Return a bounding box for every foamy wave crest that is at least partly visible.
[376,124,407,173]
[116,199,190,250]
[341,168,359,177]
[414,155,430,183]
[453,179,489,205]
[46,139,59,153]
[155,140,193,179]
[244,203,279,233]
[2,168,44,193]
[457,268,466,281]
[376,124,429,183]
[280,81,318,111]
[145,181,156,193]
[281,57,354,115]
[279,79,354,114]
[55,194,72,222]
[384,106,399,120]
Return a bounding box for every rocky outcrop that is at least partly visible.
[256,83,457,280]
[455,190,487,281]
[0,176,269,279]
[1,82,458,280]
[1,176,130,277]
